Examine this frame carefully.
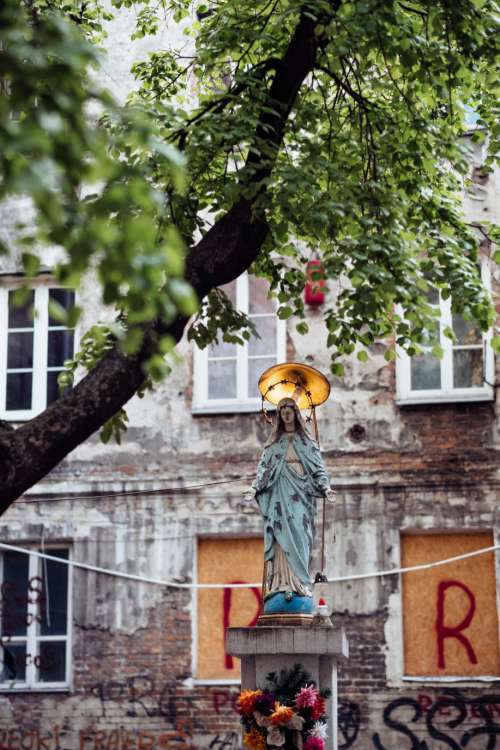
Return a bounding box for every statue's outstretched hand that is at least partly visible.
[325,488,337,504]
[243,487,256,502]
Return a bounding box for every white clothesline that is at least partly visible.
[0,541,498,589]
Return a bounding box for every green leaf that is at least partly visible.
[491,336,500,354]
[277,306,293,320]
[22,252,40,277]
[330,362,344,377]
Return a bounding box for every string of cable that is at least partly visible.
[14,475,258,504]
[0,541,498,589]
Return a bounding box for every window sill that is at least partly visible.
[192,403,274,416]
[0,684,70,693]
[402,675,500,683]
[192,678,240,686]
[0,413,40,422]
[396,392,494,406]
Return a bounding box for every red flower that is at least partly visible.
[311,696,326,720]
[304,737,325,750]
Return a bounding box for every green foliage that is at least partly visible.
[188,288,257,349]
[1,0,195,359]
[124,0,498,368]
[58,324,116,392]
[101,409,129,444]
[2,0,500,444]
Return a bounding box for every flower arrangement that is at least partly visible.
[236,664,330,750]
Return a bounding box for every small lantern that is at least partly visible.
[313,574,334,627]
[313,573,333,614]
[305,259,326,305]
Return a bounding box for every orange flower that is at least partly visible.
[237,689,263,716]
[243,726,266,750]
[270,702,295,725]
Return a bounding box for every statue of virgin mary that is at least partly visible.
[250,397,334,616]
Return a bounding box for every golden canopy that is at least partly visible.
[258,362,331,411]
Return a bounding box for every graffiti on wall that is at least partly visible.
[338,700,361,750]
[0,727,240,750]
[373,692,500,750]
[402,533,500,677]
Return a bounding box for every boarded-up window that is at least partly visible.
[402,532,500,677]
[197,538,263,680]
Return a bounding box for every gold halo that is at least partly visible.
[258,362,331,410]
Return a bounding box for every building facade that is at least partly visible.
[1,9,500,750]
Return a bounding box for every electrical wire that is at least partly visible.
[0,541,498,589]
[13,475,258,504]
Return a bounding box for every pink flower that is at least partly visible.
[304,737,325,750]
[295,684,319,709]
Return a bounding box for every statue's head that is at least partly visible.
[277,397,300,430]
[266,397,309,444]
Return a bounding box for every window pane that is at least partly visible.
[6,372,32,410]
[38,641,66,682]
[46,371,63,405]
[1,552,29,637]
[8,291,34,328]
[249,277,274,314]
[410,354,441,390]
[1,643,26,681]
[209,338,237,358]
[426,286,439,306]
[218,280,236,306]
[248,356,276,399]
[420,321,440,347]
[452,314,482,345]
[7,331,33,369]
[48,289,75,326]
[40,549,68,636]
[208,359,237,399]
[453,349,484,388]
[248,316,277,356]
[47,330,74,367]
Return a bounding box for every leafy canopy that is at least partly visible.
[2,0,500,384]
[0,0,195,360]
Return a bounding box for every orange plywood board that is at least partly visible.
[402,532,500,676]
[197,538,263,680]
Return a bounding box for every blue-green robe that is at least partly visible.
[252,433,331,592]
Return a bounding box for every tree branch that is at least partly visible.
[316,64,376,112]
[1,5,339,509]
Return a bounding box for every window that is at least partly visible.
[396,263,494,404]
[195,538,263,682]
[0,284,76,420]
[193,274,286,412]
[401,532,500,679]
[0,547,72,690]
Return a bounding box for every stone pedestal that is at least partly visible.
[226,627,349,750]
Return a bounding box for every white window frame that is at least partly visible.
[0,280,77,421]
[0,545,72,692]
[396,260,494,405]
[192,273,286,413]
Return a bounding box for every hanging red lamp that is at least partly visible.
[305,259,326,305]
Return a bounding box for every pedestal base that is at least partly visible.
[257,613,314,626]
[263,591,314,615]
[226,626,349,750]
